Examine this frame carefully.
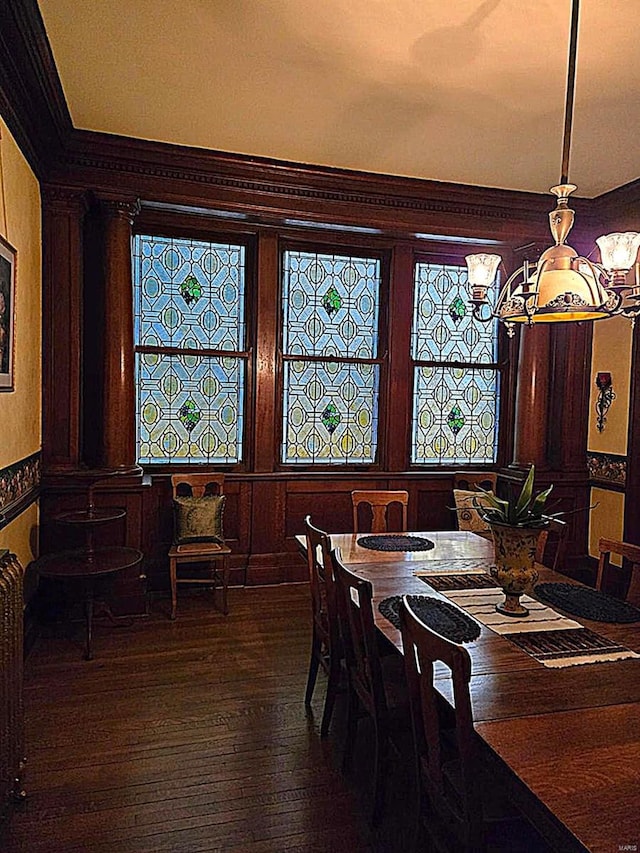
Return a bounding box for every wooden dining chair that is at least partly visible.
[351,490,409,533]
[453,471,497,492]
[168,473,231,620]
[303,515,344,737]
[596,538,640,605]
[535,517,569,574]
[398,596,551,853]
[330,547,409,826]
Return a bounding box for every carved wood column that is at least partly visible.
[512,324,551,469]
[41,185,87,472]
[386,245,413,471]
[96,194,141,473]
[547,322,592,473]
[253,232,278,472]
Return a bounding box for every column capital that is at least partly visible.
[41,184,89,214]
[95,193,141,223]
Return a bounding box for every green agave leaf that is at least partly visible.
[530,485,553,517]
[515,465,536,518]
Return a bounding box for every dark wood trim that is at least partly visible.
[0,0,72,178]
[54,130,583,244]
[0,485,40,531]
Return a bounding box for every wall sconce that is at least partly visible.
[595,372,616,433]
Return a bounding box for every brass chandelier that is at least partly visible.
[465,0,640,333]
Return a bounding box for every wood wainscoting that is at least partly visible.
[38,468,592,615]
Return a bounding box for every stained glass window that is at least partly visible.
[281,250,382,464]
[411,261,500,465]
[133,235,247,464]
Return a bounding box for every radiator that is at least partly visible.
[0,550,26,820]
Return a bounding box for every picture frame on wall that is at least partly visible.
[0,233,16,391]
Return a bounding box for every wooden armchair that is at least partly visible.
[168,473,231,620]
[596,538,640,605]
[351,490,408,533]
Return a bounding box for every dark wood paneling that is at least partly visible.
[41,187,87,471]
[624,322,640,546]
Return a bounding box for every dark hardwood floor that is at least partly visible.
[2,584,416,853]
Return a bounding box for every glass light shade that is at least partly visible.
[500,264,609,324]
[465,253,501,289]
[596,232,640,273]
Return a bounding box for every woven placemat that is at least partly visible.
[357,534,434,552]
[505,626,637,665]
[534,583,640,624]
[420,573,499,591]
[378,595,481,643]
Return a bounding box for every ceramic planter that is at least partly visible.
[489,522,542,616]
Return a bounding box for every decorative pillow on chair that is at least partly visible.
[174,495,226,544]
[453,489,491,533]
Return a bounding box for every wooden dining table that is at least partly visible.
[296,530,640,853]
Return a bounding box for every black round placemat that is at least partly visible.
[534,582,640,624]
[378,595,481,643]
[358,535,434,552]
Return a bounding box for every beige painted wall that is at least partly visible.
[589,487,624,566]
[587,314,632,454]
[0,117,42,566]
[587,315,632,557]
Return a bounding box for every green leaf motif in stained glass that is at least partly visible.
[180,274,203,307]
[322,286,342,317]
[321,402,341,435]
[448,296,466,325]
[447,404,465,436]
[178,399,202,433]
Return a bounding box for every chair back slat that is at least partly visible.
[535,517,568,573]
[453,472,497,492]
[351,490,408,533]
[171,473,225,499]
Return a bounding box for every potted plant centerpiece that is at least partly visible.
[474,466,553,617]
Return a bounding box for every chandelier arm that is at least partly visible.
[602,289,622,316]
[560,0,580,184]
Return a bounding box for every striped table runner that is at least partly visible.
[440,587,640,668]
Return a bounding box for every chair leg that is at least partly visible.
[371,722,389,826]
[320,657,341,738]
[305,633,321,707]
[342,687,359,773]
[169,557,177,620]
[220,555,230,615]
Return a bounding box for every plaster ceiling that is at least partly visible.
[37,0,640,197]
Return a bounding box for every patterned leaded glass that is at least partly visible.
[412,367,498,465]
[133,235,245,351]
[133,235,247,464]
[412,262,497,363]
[136,353,244,464]
[411,261,500,465]
[281,250,382,464]
[282,361,379,464]
[282,251,379,358]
